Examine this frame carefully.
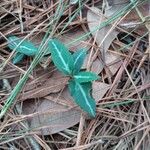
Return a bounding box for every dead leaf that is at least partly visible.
[87,7,118,53]
[92,81,110,101]
[105,52,122,75]
[60,28,90,52]
[23,68,53,92]
[82,54,104,74]
[91,58,104,74]
[105,1,129,18]
[106,1,149,34]
[87,7,121,75]
[45,87,76,107]
[118,2,150,29]
[23,98,81,135]
[21,80,110,136]
[20,77,69,100]
[20,71,69,101]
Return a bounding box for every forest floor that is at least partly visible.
[0,0,150,150]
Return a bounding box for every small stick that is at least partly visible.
[76,113,85,146]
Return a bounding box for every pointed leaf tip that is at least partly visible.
[12,52,25,64]
[7,36,38,56]
[74,71,99,83]
[69,80,96,117]
[48,39,74,75]
[72,49,87,74]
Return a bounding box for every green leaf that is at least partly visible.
[12,52,25,64]
[48,39,74,75]
[72,49,86,74]
[68,80,96,117]
[74,71,99,83]
[7,36,38,56]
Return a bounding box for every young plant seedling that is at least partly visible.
[7,36,38,64]
[48,39,99,117]
[7,36,99,117]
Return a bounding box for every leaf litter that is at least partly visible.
[0,0,150,149]
[87,6,121,75]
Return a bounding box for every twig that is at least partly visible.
[76,113,85,146]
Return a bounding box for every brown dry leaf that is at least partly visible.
[20,71,69,101]
[23,98,81,135]
[105,0,129,18]
[118,1,149,29]
[20,78,68,100]
[45,87,76,107]
[60,28,90,52]
[92,81,110,101]
[23,69,52,92]
[23,79,109,135]
[106,1,149,34]
[91,58,104,74]
[82,54,104,74]
[105,52,122,76]
[87,7,118,53]
[87,7,121,75]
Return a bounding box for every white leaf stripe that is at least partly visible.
[73,51,84,66]
[20,46,34,51]
[74,75,93,79]
[76,82,95,116]
[8,37,37,55]
[51,41,70,72]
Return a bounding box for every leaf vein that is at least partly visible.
[77,82,95,116]
[51,41,70,72]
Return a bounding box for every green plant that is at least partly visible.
[48,39,99,117]
[7,36,38,64]
[7,37,99,117]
